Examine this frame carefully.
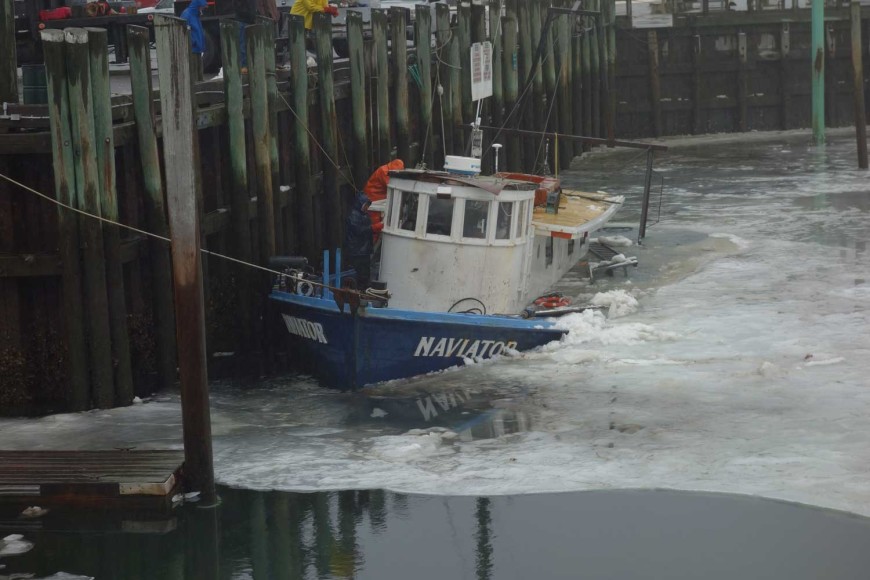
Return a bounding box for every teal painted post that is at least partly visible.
[416,5,434,169]
[435,3,454,159]
[129,25,177,391]
[391,7,411,164]
[87,27,134,406]
[811,0,825,144]
[372,9,392,165]
[289,16,316,259]
[314,12,342,251]
[64,27,115,409]
[41,29,90,411]
[347,10,369,186]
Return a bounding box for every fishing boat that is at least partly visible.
[269,24,662,390]
[268,159,626,390]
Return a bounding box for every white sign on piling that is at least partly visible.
[470,41,493,102]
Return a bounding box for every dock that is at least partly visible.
[0,450,184,512]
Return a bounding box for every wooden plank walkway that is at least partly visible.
[0,450,184,512]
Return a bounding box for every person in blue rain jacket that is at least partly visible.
[181,0,208,55]
[344,191,374,289]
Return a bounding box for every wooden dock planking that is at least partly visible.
[0,450,184,511]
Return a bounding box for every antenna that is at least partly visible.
[492,144,502,174]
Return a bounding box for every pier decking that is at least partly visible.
[0,450,184,511]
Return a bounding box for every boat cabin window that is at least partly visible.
[463,200,490,239]
[496,201,513,240]
[426,196,454,236]
[546,237,554,266]
[515,200,528,238]
[398,191,419,232]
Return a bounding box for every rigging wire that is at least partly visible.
[276,91,358,191]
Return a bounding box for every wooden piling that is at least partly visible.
[153,14,216,506]
[218,19,255,354]
[415,5,434,169]
[582,15,593,143]
[246,23,277,262]
[572,20,585,144]
[692,33,702,134]
[314,12,342,250]
[590,17,601,138]
[458,1,473,127]
[647,30,662,137]
[737,31,748,132]
[347,10,369,185]
[448,10,464,153]
[64,28,115,409]
[596,0,610,141]
[606,0,617,143]
[780,23,791,130]
[502,15,523,171]
[0,0,16,103]
[262,18,284,253]
[41,29,89,411]
[391,7,412,164]
[516,0,536,170]
[529,0,545,162]
[288,16,316,260]
[489,0,504,129]
[555,6,574,166]
[128,25,177,391]
[851,1,868,168]
[372,9,392,165]
[542,0,558,137]
[435,3,454,159]
[87,28,134,406]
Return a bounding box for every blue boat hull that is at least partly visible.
[269,291,566,390]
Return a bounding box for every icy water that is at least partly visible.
[4,488,870,579]
[1,129,869,577]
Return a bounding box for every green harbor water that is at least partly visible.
[3,488,870,579]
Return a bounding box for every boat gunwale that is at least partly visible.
[269,291,565,333]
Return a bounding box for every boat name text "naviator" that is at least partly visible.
[282,314,328,344]
[413,337,518,358]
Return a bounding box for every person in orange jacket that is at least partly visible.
[290,0,338,30]
[363,159,405,244]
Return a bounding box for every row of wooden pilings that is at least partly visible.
[2,0,617,415]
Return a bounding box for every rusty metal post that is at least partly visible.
[851,1,867,168]
[153,14,216,506]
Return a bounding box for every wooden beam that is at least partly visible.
[128,25,177,393]
[218,19,255,357]
[40,28,89,412]
[288,15,316,260]
[391,7,411,164]
[0,0,16,103]
[153,14,216,506]
[65,27,115,410]
[647,30,663,137]
[851,1,868,168]
[347,10,369,186]
[246,22,277,262]
[416,4,435,169]
[87,27,134,406]
[314,12,342,251]
[372,9,392,165]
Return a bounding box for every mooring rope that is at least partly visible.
[0,171,321,284]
